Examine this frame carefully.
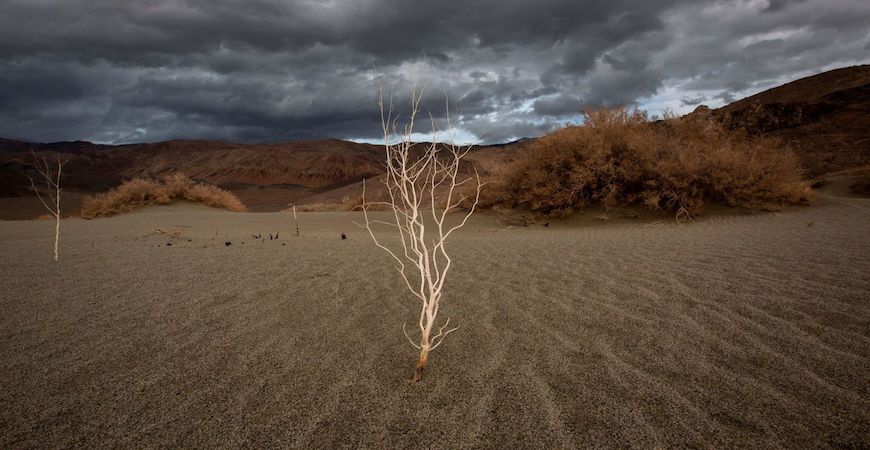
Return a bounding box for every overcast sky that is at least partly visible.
[1,0,868,145]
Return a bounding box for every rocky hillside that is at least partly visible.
[696,65,870,177]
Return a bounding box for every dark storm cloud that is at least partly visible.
[681,95,708,107]
[533,95,582,117]
[764,0,810,12]
[0,0,868,144]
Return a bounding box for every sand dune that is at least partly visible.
[1,191,868,448]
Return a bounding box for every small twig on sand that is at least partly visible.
[289,204,300,236]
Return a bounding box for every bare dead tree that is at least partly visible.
[28,151,66,261]
[361,83,484,382]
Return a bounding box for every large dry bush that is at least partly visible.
[491,108,812,217]
[82,173,246,218]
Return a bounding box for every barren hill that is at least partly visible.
[0,139,389,214]
[707,64,870,177]
[0,136,530,217]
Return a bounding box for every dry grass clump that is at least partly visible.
[488,108,812,218]
[82,173,246,218]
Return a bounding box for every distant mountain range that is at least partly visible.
[0,138,387,211]
[0,135,530,215]
[2,65,868,218]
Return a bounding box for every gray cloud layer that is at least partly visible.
[1,0,868,144]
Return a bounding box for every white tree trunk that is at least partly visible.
[54,210,60,262]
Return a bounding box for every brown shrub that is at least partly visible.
[490,108,812,218]
[82,173,246,218]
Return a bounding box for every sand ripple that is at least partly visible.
[1,197,868,448]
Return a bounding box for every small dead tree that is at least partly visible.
[361,84,484,382]
[28,151,66,261]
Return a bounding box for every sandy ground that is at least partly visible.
[0,193,88,221]
[1,191,868,448]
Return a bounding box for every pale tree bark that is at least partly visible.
[361,82,484,382]
[28,151,66,262]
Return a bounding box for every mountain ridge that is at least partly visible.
[2,65,868,218]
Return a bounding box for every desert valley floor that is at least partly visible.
[1,188,868,448]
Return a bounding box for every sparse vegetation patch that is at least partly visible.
[82,173,246,218]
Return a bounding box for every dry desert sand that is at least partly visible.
[1,187,868,448]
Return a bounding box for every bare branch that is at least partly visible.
[430,318,460,351]
[402,322,422,349]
